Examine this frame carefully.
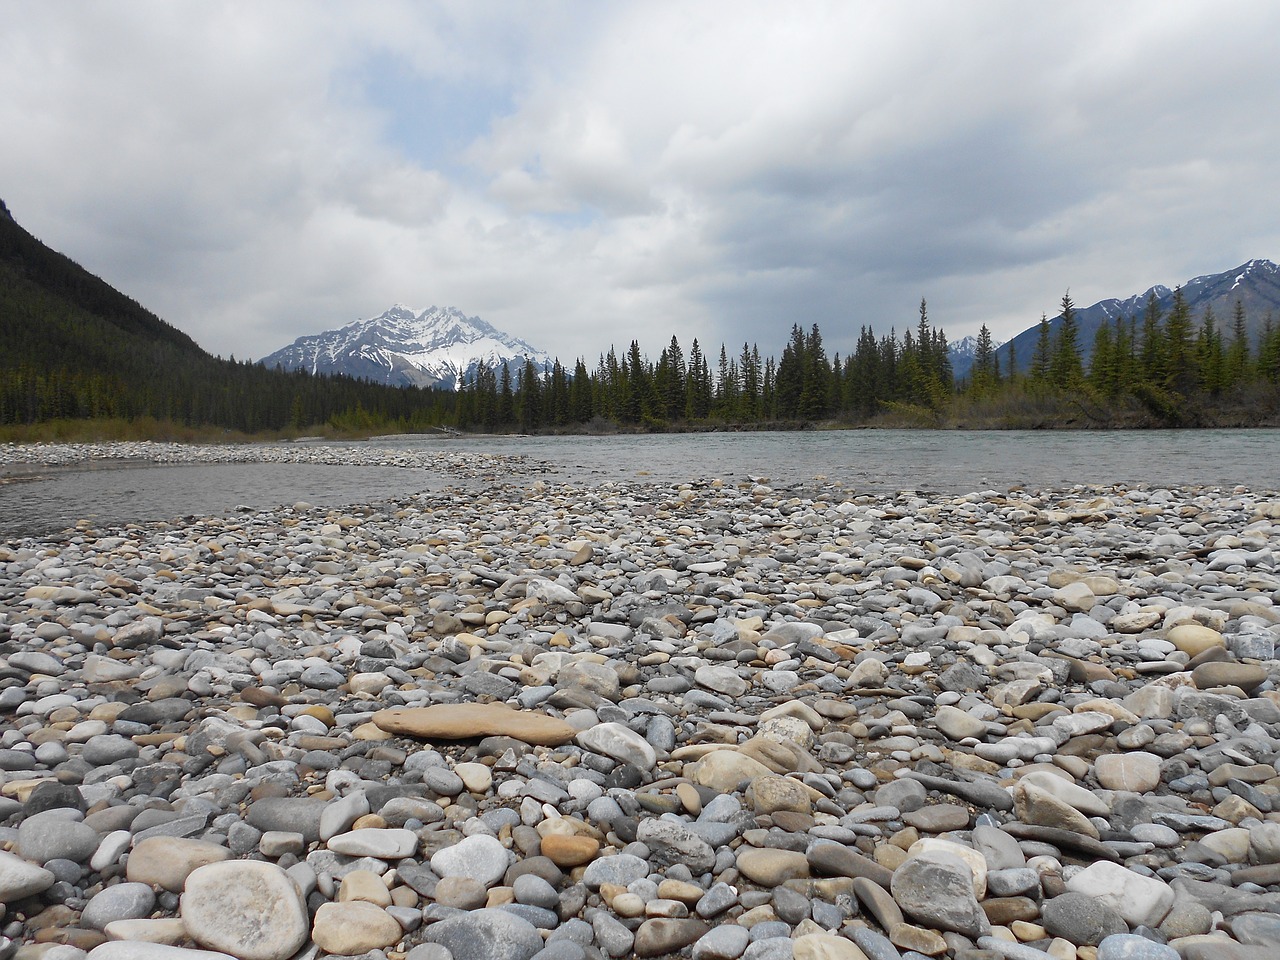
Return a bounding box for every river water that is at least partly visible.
[2,429,1278,539]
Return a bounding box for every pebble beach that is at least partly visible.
[1,442,1278,960]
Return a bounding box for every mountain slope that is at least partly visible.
[0,198,206,356]
[1003,259,1280,373]
[0,200,452,432]
[261,305,552,389]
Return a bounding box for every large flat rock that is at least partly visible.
[372,704,577,745]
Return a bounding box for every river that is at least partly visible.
[2,429,1277,539]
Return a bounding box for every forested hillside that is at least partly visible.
[0,201,454,433]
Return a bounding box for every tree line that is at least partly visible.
[457,291,1280,431]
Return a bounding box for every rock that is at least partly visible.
[890,852,990,939]
[1192,661,1268,692]
[432,833,510,888]
[1167,624,1226,657]
[373,704,578,745]
[749,775,813,815]
[180,860,309,960]
[693,923,752,960]
[420,907,545,960]
[687,750,775,792]
[126,837,232,892]
[1095,752,1163,792]
[792,933,869,960]
[311,900,404,954]
[540,834,600,868]
[327,827,419,859]
[81,881,156,931]
[1096,933,1181,960]
[1065,861,1175,927]
[633,918,711,957]
[1013,780,1100,839]
[576,722,658,770]
[18,809,100,863]
[1041,891,1129,946]
[735,848,810,887]
[583,854,650,889]
[86,945,237,959]
[0,849,55,902]
[637,818,716,873]
[934,705,988,741]
[695,665,749,697]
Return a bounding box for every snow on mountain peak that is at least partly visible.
[260,305,551,390]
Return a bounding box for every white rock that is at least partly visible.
[1064,861,1174,927]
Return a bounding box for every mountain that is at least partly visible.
[1002,259,1280,374]
[0,200,451,433]
[948,333,1004,381]
[0,198,206,357]
[260,305,552,390]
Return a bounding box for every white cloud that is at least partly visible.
[3,0,1279,367]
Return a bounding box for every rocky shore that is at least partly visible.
[1,443,1278,960]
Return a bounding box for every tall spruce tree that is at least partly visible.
[1050,292,1083,388]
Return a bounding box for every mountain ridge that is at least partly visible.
[260,305,552,390]
[1002,258,1280,373]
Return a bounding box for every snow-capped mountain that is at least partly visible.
[1001,258,1280,374]
[948,333,1005,380]
[260,305,552,390]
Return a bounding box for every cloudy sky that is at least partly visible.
[4,1,1278,364]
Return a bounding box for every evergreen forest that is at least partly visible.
[455,293,1280,432]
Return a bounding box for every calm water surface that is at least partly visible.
[2,430,1277,539]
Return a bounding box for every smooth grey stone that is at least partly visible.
[696,882,740,919]
[582,853,649,890]
[850,926,903,960]
[514,873,560,910]
[890,853,990,939]
[591,909,635,957]
[692,923,751,960]
[1041,892,1129,946]
[421,908,544,960]
[637,818,716,873]
[1096,934,1179,960]
[80,881,156,930]
[17,811,98,864]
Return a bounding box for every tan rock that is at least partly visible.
[793,933,871,960]
[372,704,577,745]
[541,833,600,867]
[686,750,774,792]
[1167,623,1225,657]
[339,869,393,907]
[735,847,809,886]
[311,901,402,955]
[749,775,812,815]
[126,837,232,892]
[1012,781,1100,840]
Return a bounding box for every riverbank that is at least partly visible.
[0,455,1278,959]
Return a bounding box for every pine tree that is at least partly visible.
[1162,286,1196,393]
[570,358,593,422]
[1197,306,1224,396]
[1225,299,1250,388]
[1138,292,1164,383]
[1050,291,1083,388]
[1030,315,1052,384]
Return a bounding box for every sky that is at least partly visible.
[4,1,1279,364]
